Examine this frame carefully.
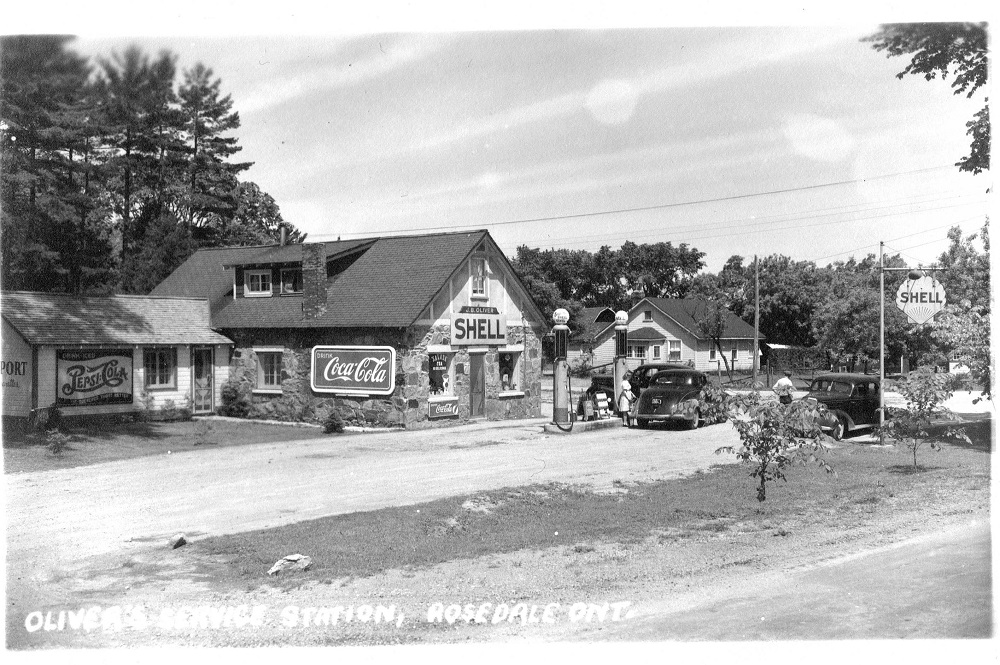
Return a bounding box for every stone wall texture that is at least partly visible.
[223,323,542,429]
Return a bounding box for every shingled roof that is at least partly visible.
[639,297,759,340]
[1,292,232,346]
[151,230,538,329]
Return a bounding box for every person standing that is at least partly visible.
[619,375,634,426]
[773,370,795,405]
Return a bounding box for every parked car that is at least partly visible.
[633,368,709,429]
[803,373,881,440]
[629,362,692,399]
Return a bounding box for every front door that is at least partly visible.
[469,353,486,418]
[192,347,214,414]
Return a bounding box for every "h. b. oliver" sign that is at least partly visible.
[311,346,396,395]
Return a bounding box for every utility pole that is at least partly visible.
[879,242,885,440]
[753,255,760,385]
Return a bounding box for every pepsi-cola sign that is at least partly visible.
[311,346,396,395]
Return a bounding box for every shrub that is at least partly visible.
[46,429,70,456]
[219,380,251,417]
[875,366,970,468]
[568,357,593,378]
[324,410,345,434]
[716,390,835,502]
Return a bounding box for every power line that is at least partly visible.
[512,189,980,250]
[308,164,956,240]
[806,214,985,264]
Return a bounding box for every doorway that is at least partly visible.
[192,347,214,414]
[469,353,486,418]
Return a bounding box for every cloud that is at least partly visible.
[238,34,453,115]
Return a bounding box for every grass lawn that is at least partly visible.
[199,420,991,588]
[3,418,334,474]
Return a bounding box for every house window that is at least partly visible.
[143,347,176,389]
[710,346,716,361]
[471,257,488,298]
[280,268,303,294]
[643,310,653,322]
[498,351,520,392]
[429,353,454,396]
[668,340,681,361]
[256,351,283,391]
[651,345,661,360]
[245,269,272,297]
[628,345,646,360]
[731,347,738,363]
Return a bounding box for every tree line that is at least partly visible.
[1,35,302,295]
[514,223,989,391]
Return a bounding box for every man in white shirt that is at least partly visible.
[773,371,795,405]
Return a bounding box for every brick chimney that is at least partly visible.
[302,243,328,319]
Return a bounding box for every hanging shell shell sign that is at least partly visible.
[895,274,946,325]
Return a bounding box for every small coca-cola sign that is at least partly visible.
[311,346,396,395]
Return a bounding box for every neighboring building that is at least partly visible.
[590,297,760,371]
[1,292,232,426]
[150,229,547,429]
[567,306,617,367]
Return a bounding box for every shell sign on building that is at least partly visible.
[451,306,507,346]
[311,346,396,395]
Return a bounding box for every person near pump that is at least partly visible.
[772,370,795,405]
[618,373,634,426]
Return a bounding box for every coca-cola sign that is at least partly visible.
[56,350,133,406]
[311,346,396,395]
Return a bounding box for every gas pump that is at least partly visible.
[552,308,570,425]
[613,310,629,416]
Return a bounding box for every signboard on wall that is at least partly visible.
[428,397,460,419]
[451,306,507,346]
[2,321,32,417]
[56,349,133,406]
[311,346,396,395]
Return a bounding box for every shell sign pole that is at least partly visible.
[879,240,947,439]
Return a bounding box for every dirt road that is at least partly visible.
[6,417,741,586]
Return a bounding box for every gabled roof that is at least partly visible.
[0,292,232,346]
[152,230,544,330]
[627,326,666,341]
[571,306,618,343]
[639,297,759,340]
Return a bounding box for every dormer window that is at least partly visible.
[245,269,272,297]
[280,268,303,294]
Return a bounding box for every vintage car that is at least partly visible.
[633,368,709,429]
[803,373,881,440]
[629,362,693,399]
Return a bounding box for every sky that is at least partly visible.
[5,3,993,273]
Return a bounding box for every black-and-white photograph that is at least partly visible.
[1,2,993,659]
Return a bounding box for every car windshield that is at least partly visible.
[809,379,853,395]
[653,373,700,387]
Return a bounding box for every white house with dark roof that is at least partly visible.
[589,297,761,372]
[151,229,548,429]
[1,292,232,423]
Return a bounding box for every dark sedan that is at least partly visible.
[633,368,708,429]
[803,373,881,440]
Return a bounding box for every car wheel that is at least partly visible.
[686,410,701,430]
[831,416,846,441]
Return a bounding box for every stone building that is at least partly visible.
[151,230,547,429]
